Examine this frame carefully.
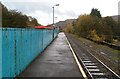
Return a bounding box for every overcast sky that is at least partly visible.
[2,0,120,26]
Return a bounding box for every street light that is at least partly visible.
[52,4,59,26]
[52,4,59,39]
[54,17,57,25]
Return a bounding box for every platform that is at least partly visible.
[19,32,84,78]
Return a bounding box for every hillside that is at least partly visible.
[111,15,120,21]
[53,15,119,27]
[55,19,76,27]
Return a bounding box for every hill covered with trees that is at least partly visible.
[1,2,41,28]
[111,15,120,21]
[64,8,120,43]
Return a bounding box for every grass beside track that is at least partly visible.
[70,34,120,63]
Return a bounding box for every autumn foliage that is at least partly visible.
[64,8,119,43]
[1,2,41,28]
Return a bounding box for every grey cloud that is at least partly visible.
[65,10,77,17]
[54,9,77,17]
[3,2,53,14]
[118,1,120,22]
[3,2,77,18]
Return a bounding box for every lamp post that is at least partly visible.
[54,17,59,31]
[52,4,59,26]
[54,17,57,26]
[52,4,59,39]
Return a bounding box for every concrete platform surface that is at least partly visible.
[19,32,83,77]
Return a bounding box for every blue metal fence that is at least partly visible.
[0,28,59,78]
[0,29,2,79]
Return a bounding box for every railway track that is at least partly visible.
[65,33,120,79]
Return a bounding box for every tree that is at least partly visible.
[90,8,101,18]
[64,23,74,33]
[103,16,118,36]
[2,2,11,27]
[117,20,120,36]
[69,14,113,42]
[9,10,28,27]
[74,15,100,37]
[2,3,41,28]
[27,16,40,26]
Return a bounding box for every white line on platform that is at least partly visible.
[65,33,88,79]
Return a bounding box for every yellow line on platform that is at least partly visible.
[65,33,88,79]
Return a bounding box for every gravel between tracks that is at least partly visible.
[65,33,120,76]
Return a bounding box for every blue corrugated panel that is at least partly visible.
[2,28,10,77]
[1,28,59,78]
[54,30,59,39]
[0,28,2,78]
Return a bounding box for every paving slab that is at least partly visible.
[19,32,83,77]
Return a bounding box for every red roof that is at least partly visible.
[35,26,53,29]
